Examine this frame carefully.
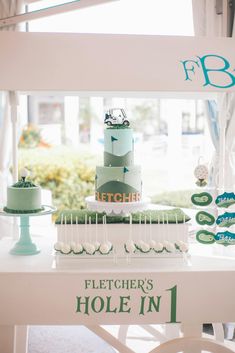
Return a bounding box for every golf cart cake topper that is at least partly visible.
[104,108,130,127]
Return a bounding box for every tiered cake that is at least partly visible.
[95,126,142,203]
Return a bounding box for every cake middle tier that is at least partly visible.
[95,165,142,202]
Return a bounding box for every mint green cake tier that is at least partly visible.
[104,128,134,157]
[104,150,134,167]
[5,186,43,213]
[95,165,142,202]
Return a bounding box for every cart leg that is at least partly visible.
[15,326,28,353]
[181,323,202,353]
[0,325,15,353]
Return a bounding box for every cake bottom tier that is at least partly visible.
[95,165,142,202]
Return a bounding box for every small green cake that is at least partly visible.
[4,168,44,214]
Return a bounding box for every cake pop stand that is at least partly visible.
[85,196,150,216]
[0,205,56,255]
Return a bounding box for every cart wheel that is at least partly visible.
[123,120,130,126]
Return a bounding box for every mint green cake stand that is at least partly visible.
[0,205,56,256]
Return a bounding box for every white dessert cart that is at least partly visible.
[0,230,235,353]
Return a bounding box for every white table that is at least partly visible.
[0,226,235,353]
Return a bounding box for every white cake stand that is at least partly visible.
[0,205,56,255]
[85,196,149,216]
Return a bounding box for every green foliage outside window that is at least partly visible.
[18,147,96,212]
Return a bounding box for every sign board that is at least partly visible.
[1,271,235,325]
[0,31,235,92]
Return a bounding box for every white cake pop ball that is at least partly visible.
[82,242,89,251]
[163,240,170,247]
[179,242,189,253]
[94,241,100,251]
[136,240,145,249]
[73,243,83,254]
[85,243,96,255]
[149,239,156,248]
[175,240,184,250]
[70,241,76,251]
[175,240,183,248]
[125,240,136,254]
[154,242,164,252]
[20,167,29,179]
[60,243,71,254]
[165,242,175,253]
[140,242,150,253]
[99,242,111,254]
[54,241,63,252]
[83,242,92,253]
[106,241,113,251]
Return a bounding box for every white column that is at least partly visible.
[9,91,19,183]
[89,97,104,147]
[64,96,79,147]
[161,99,183,190]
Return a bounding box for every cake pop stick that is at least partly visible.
[139,213,142,242]
[145,215,148,243]
[102,215,105,242]
[175,213,178,245]
[166,214,169,242]
[71,213,73,243]
[95,213,98,242]
[85,213,88,243]
[76,216,79,242]
[129,214,132,241]
[64,216,67,244]
[94,213,100,252]
[89,216,92,243]
[60,214,64,242]
[149,214,152,242]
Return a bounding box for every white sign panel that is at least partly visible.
[1,271,235,325]
[0,32,235,92]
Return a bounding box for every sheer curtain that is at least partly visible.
[0,0,23,237]
[192,0,235,190]
[192,0,235,339]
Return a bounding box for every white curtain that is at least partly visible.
[192,0,235,190]
[0,0,23,237]
[0,0,23,200]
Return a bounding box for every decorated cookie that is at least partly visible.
[196,211,215,226]
[191,192,213,207]
[215,231,235,246]
[196,230,215,244]
[216,212,235,227]
[215,192,235,208]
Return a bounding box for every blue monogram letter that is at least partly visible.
[198,54,235,88]
[181,60,200,81]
